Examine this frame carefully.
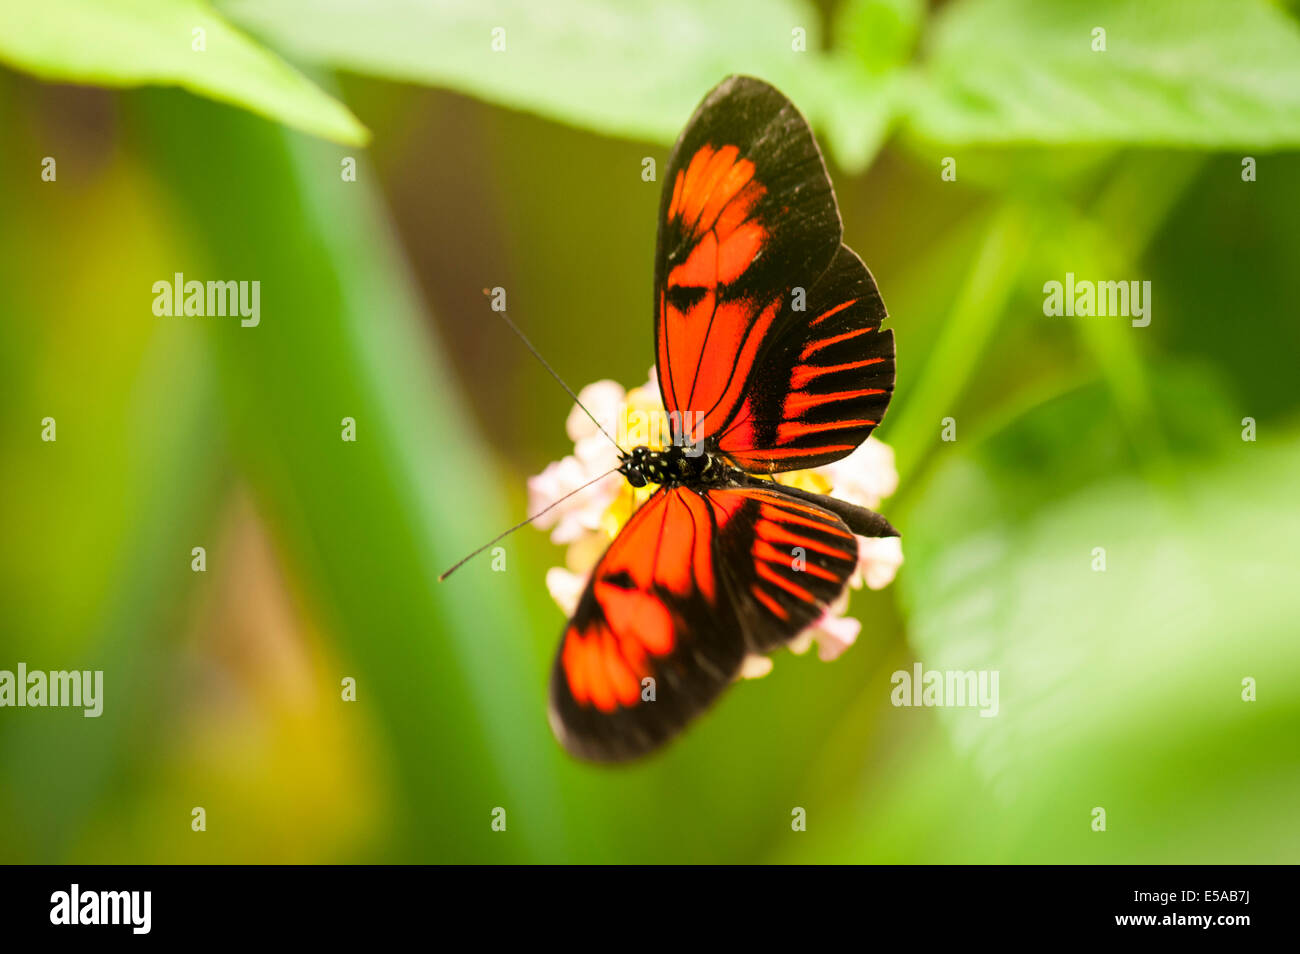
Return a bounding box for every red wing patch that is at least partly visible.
[657,143,776,438]
[666,144,766,251]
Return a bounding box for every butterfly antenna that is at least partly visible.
[438,464,621,581]
[490,301,624,454]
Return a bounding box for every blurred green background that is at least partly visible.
[1,0,1298,863]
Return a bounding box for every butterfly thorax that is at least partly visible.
[619,444,732,489]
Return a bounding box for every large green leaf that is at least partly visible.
[220,0,902,170]
[0,0,367,144]
[218,0,1300,169]
[909,0,1300,146]
[782,374,1300,862]
[221,0,817,139]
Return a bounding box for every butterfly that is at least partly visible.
[544,75,897,762]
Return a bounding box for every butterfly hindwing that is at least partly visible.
[548,484,858,762]
[708,485,860,653]
[717,245,895,472]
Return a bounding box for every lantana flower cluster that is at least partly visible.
[527,368,902,678]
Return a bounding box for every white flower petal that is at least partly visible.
[574,432,621,472]
[545,567,586,617]
[813,612,862,661]
[820,436,898,510]
[566,379,626,443]
[787,630,815,656]
[526,457,584,529]
[854,534,904,590]
[738,655,774,679]
[527,455,620,544]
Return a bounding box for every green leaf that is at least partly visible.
[782,373,1300,862]
[834,0,924,75]
[0,0,367,144]
[815,0,923,167]
[893,379,1299,861]
[220,0,897,170]
[221,0,815,140]
[908,0,1300,147]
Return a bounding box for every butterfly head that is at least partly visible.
[618,445,657,488]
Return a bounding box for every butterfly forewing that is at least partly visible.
[549,487,742,762]
[654,76,843,444]
[548,485,858,762]
[653,75,895,475]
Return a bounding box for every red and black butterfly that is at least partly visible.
[547,75,898,762]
